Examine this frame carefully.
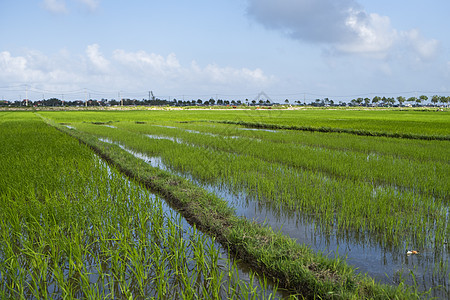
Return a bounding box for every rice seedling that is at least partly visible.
[34,115,427,299]
[67,121,448,248]
[0,112,282,299]
[38,107,450,137]
[77,120,448,201]
[39,110,450,298]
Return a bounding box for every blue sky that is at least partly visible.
[1,0,449,102]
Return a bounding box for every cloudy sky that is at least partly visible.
[1,0,449,102]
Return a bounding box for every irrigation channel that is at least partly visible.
[72,121,449,299]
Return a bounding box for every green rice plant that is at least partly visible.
[38,108,450,137]
[34,110,441,298]
[107,122,448,248]
[0,112,281,299]
[71,120,449,201]
[79,121,447,249]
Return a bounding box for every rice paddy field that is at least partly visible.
[1,108,449,299]
[0,112,280,299]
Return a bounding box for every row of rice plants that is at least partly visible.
[66,122,448,254]
[38,109,449,162]
[0,113,279,299]
[66,120,449,297]
[39,108,450,137]
[168,121,448,163]
[94,121,448,201]
[43,113,423,299]
[209,109,450,138]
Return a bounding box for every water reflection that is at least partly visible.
[97,139,448,298]
[239,128,278,133]
[97,138,289,298]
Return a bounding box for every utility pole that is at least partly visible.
[85,88,88,107]
[25,85,28,106]
[119,91,122,106]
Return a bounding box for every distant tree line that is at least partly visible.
[1,94,449,107]
[0,98,173,107]
[348,95,450,107]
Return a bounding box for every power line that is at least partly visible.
[0,84,449,102]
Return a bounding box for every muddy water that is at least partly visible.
[99,138,449,298]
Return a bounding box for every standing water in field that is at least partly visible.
[0,116,284,300]
[98,137,449,298]
[96,138,288,299]
[1,153,284,299]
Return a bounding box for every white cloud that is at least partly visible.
[43,0,68,14]
[402,29,440,62]
[337,10,397,57]
[86,44,110,72]
[0,50,83,88]
[42,0,99,14]
[77,0,99,11]
[111,49,271,88]
[0,47,272,99]
[246,0,439,60]
[0,51,28,78]
[113,50,181,76]
[201,64,269,85]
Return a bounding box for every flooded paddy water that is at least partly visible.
[97,138,288,299]
[97,125,449,299]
